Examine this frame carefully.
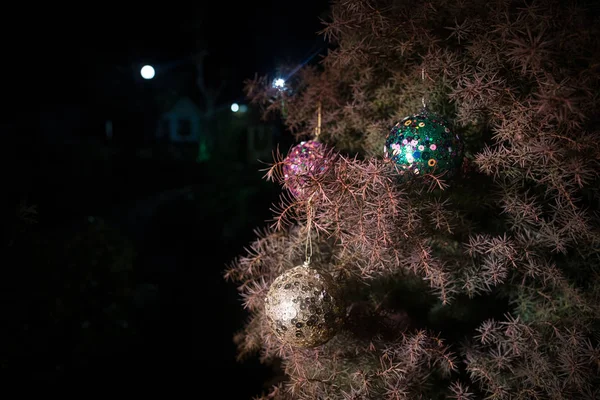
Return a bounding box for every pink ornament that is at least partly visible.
[282,140,330,199]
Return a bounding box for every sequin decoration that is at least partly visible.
[264,264,344,348]
[283,140,330,199]
[384,110,463,179]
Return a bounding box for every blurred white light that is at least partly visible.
[273,78,285,88]
[140,65,155,79]
[231,103,239,112]
[239,104,248,113]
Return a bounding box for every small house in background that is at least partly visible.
[156,97,203,143]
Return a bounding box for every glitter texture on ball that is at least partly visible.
[264,265,344,348]
[384,111,463,178]
[282,140,330,199]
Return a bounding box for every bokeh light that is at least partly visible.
[140,65,155,79]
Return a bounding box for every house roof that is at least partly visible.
[162,96,203,118]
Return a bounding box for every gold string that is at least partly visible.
[421,67,426,108]
[314,101,322,137]
[304,193,315,266]
[304,101,321,267]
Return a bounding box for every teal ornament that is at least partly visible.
[384,109,463,178]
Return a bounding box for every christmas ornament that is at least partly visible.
[264,263,344,348]
[384,109,463,178]
[282,140,330,199]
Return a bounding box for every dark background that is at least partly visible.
[16,2,329,105]
[1,1,329,396]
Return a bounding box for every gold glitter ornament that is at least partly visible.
[264,263,344,348]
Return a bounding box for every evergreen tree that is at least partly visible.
[226,0,600,398]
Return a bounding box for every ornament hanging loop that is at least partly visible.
[314,101,322,137]
[304,193,316,267]
[421,67,427,110]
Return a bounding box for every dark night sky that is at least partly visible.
[1,2,331,393]
[14,1,330,110]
